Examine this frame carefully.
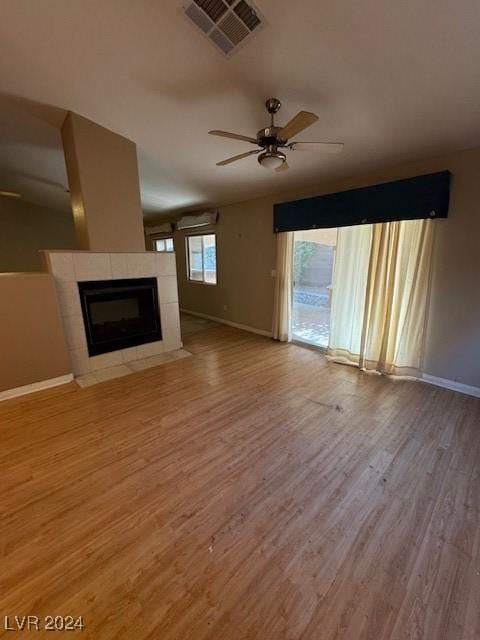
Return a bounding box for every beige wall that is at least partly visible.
[147,146,480,388]
[147,199,277,334]
[62,112,145,252]
[0,197,76,272]
[0,273,71,392]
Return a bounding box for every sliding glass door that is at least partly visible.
[291,228,337,348]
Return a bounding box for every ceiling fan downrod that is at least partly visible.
[265,97,282,126]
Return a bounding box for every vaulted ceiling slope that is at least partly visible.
[0,0,479,218]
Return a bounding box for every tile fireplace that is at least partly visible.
[43,250,182,376]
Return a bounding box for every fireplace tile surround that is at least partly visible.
[43,251,182,376]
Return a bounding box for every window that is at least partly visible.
[186,234,217,284]
[153,237,174,252]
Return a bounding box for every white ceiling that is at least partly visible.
[1,0,479,218]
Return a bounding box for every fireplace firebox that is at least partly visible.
[78,278,162,356]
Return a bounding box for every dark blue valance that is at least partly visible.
[273,171,451,233]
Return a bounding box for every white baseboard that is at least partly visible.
[183,310,479,399]
[181,308,272,338]
[0,373,74,402]
[421,374,480,398]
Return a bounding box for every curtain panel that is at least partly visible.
[327,218,435,377]
[272,232,293,342]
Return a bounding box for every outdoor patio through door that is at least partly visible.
[291,228,338,348]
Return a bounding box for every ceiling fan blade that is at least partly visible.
[216,150,260,166]
[209,130,258,144]
[278,111,319,141]
[275,161,289,172]
[289,141,344,154]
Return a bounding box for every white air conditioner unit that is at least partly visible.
[176,212,218,230]
[145,222,174,235]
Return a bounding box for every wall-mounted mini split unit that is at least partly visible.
[176,211,218,230]
[182,0,266,57]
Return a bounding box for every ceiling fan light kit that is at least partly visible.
[258,148,286,169]
[209,98,344,171]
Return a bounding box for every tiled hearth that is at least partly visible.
[43,251,182,376]
[75,348,192,388]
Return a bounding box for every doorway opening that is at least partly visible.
[292,228,337,349]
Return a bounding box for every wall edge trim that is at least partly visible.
[421,374,480,398]
[180,308,272,338]
[0,374,74,402]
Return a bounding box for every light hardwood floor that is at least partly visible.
[1,325,479,639]
[180,311,219,337]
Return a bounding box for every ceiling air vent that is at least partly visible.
[182,0,266,57]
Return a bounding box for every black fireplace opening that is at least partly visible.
[78,278,162,357]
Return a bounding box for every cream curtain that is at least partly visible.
[328,224,373,361]
[328,218,435,377]
[272,231,293,342]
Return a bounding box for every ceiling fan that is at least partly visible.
[209,98,343,171]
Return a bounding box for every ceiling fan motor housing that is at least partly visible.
[256,126,286,147]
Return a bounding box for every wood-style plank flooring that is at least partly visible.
[1,325,479,639]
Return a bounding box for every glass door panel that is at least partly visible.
[292,228,337,348]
